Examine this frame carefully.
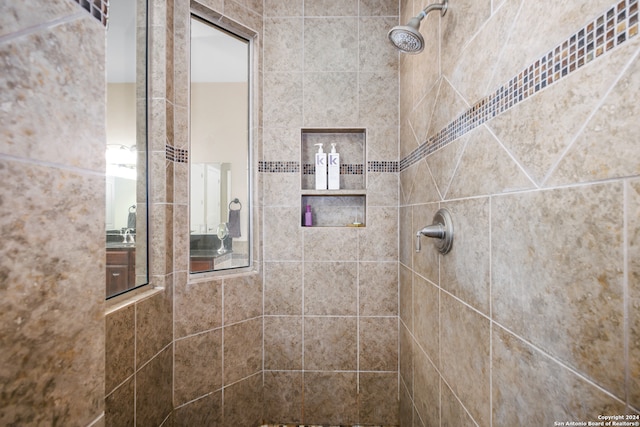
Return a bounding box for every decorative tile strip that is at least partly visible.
[301,163,365,175]
[259,161,300,173]
[72,0,109,26]
[166,144,188,163]
[368,161,399,173]
[400,0,639,171]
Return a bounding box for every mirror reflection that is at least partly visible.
[189,16,251,273]
[105,0,148,297]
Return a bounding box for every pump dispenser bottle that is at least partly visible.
[314,143,327,190]
[328,143,340,190]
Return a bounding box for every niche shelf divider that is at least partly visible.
[300,128,366,227]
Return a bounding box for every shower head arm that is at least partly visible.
[417,0,448,21]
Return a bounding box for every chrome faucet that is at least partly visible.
[122,228,134,244]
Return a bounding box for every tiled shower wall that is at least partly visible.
[399,0,640,425]
[0,1,106,425]
[261,1,401,425]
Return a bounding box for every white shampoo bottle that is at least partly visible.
[328,143,340,190]
[314,143,327,190]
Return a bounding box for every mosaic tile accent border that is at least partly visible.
[302,164,365,175]
[259,161,300,173]
[166,144,188,163]
[72,0,109,26]
[400,0,639,171]
[368,161,399,173]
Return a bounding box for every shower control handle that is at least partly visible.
[415,208,454,255]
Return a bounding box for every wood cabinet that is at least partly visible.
[106,247,135,297]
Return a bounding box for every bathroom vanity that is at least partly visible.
[106,245,136,296]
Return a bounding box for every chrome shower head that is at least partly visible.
[388,0,448,54]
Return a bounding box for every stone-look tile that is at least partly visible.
[407,82,439,146]
[440,380,475,427]
[359,372,399,425]
[492,184,625,398]
[173,203,189,272]
[223,374,262,426]
[427,80,470,143]
[264,0,303,16]
[264,262,303,315]
[223,318,262,385]
[547,37,640,186]
[360,0,398,16]
[360,317,398,371]
[304,17,358,71]
[263,371,303,424]
[399,264,413,331]
[446,126,534,198]
[440,197,490,315]
[264,316,302,370]
[106,304,135,394]
[360,261,398,316]
[1,1,78,37]
[629,179,640,408]
[149,202,172,276]
[410,13,440,106]
[223,1,263,33]
[399,206,413,267]
[303,227,358,261]
[105,377,134,427]
[224,273,262,324]
[304,262,357,315]
[173,392,222,427]
[304,0,358,16]
[137,346,173,427]
[399,324,414,400]
[304,316,357,370]
[174,330,222,405]
[0,19,105,172]
[264,207,303,261]
[413,274,439,366]
[359,72,399,128]
[367,125,399,162]
[262,127,301,161]
[136,290,173,366]
[148,22,167,100]
[367,172,399,207]
[0,163,105,427]
[441,293,490,426]
[263,72,303,128]
[413,345,440,427]
[304,372,358,425]
[413,203,440,283]
[488,0,614,91]
[424,136,465,198]
[263,173,300,207]
[303,72,358,127]
[398,379,414,427]
[174,275,222,338]
[487,43,630,185]
[264,17,303,72]
[443,0,520,103]
[408,160,442,205]
[149,99,167,152]
[359,17,399,74]
[492,326,626,425]
[359,207,398,261]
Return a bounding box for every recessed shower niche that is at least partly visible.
[301,128,366,227]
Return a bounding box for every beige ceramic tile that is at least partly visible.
[304,262,357,315]
[263,72,303,128]
[303,372,358,425]
[304,0,358,16]
[399,206,413,267]
[441,292,491,426]
[304,316,357,370]
[136,288,173,366]
[173,392,222,427]
[359,261,398,316]
[359,372,399,425]
[440,380,476,426]
[440,197,490,315]
[303,72,358,127]
[367,172,400,208]
[412,345,440,427]
[399,264,413,331]
[411,13,441,105]
[105,304,135,394]
[408,160,441,205]
[359,317,399,371]
[1,0,78,37]
[303,227,358,261]
[399,322,414,398]
[264,316,303,370]
[491,183,625,399]
[629,179,640,408]
[264,261,303,315]
[223,318,262,384]
[174,275,222,338]
[136,347,173,427]
[359,207,399,261]
[105,377,134,427]
[174,330,222,405]
[424,136,466,198]
[547,38,640,186]
[263,173,300,207]
[224,273,262,324]
[264,17,304,72]
[412,203,440,283]
[492,326,626,425]
[359,72,399,128]
[263,371,303,423]
[222,374,262,426]
[360,0,398,17]
[413,274,439,366]
[359,17,400,74]
[407,81,439,145]
[304,17,358,72]
[398,381,413,427]
[264,206,303,261]
[262,127,301,161]
[264,0,303,16]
